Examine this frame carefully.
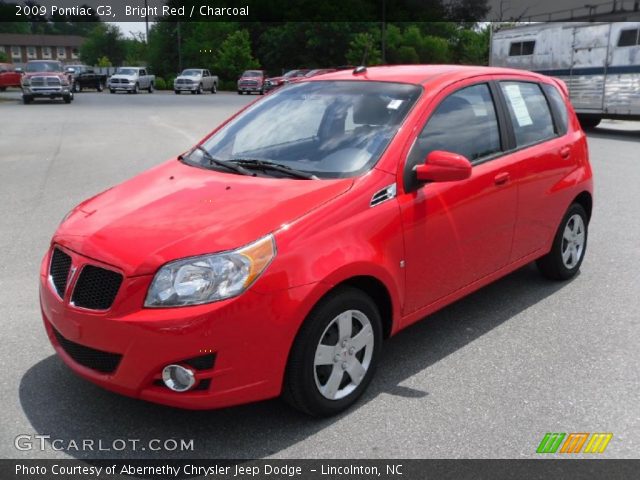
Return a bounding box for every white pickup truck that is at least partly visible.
[108,67,155,94]
[173,68,219,94]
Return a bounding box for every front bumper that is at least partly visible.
[108,83,135,91]
[22,86,71,98]
[237,85,262,92]
[39,245,314,409]
[174,83,198,92]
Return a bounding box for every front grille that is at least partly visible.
[71,265,123,310]
[49,248,72,298]
[53,327,122,374]
[176,79,192,85]
[239,80,258,87]
[46,77,61,86]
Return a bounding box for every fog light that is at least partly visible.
[162,364,196,392]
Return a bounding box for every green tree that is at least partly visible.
[97,56,112,67]
[0,51,8,62]
[346,32,382,66]
[213,30,259,81]
[80,24,126,66]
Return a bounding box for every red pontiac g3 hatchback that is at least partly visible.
[40,66,593,416]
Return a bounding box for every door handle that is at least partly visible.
[494,172,510,185]
[560,146,571,159]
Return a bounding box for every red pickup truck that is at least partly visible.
[0,63,22,91]
[237,70,266,95]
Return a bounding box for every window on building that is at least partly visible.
[500,82,555,147]
[27,46,36,59]
[618,28,640,47]
[71,48,79,59]
[508,41,536,56]
[11,46,21,58]
[57,47,66,58]
[0,46,5,53]
[42,47,52,58]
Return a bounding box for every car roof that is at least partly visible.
[306,64,547,86]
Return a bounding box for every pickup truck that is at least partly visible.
[66,65,108,92]
[20,60,74,104]
[108,67,155,94]
[173,68,219,94]
[0,63,22,91]
[237,70,266,95]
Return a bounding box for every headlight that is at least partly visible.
[144,234,276,307]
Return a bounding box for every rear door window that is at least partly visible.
[541,83,569,135]
[500,82,555,147]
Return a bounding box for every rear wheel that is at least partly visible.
[74,83,81,93]
[537,203,588,280]
[211,83,217,94]
[148,82,154,93]
[283,287,382,416]
[97,82,104,92]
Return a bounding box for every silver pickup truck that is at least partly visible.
[108,67,155,94]
[173,68,219,94]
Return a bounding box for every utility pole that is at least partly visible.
[381,0,386,64]
[177,21,182,73]
[144,0,149,42]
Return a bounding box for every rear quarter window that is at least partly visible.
[541,83,569,135]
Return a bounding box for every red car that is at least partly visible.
[40,65,593,416]
[21,60,74,104]
[263,69,309,92]
[0,62,22,90]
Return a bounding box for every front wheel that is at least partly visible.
[133,83,139,94]
[63,95,72,104]
[174,90,181,94]
[537,203,588,280]
[22,95,32,104]
[110,89,115,94]
[283,287,382,416]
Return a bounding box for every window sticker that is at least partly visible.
[387,99,403,110]
[504,84,533,126]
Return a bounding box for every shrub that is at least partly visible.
[154,77,166,90]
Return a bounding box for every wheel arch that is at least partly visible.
[572,191,593,222]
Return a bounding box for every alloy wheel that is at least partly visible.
[313,310,374,400]
[561,214,585,269]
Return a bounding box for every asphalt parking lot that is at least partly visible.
[0,89,638,460]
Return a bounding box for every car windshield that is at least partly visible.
[189,81,422,179]
[116,68,137,75]
[284,70,303,78]
[242,71,262,77]
[181,69,201,76]
[26,61,62,72]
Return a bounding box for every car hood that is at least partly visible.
[55,159,353,276]
[175,75,201,81]
[24,72,65,79]
[110,74,137,80]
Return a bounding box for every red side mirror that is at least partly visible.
[415,150,472,183]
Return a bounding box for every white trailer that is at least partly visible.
[490,22,640,127]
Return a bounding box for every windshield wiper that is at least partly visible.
[229,159,318,180]
[191,146,254,176]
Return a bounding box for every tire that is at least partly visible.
[174,90,180,94]
[0,87,6,92]
[63,95,71,104]
[197,83,203,94]
[536,203,588,281]
[97,83,103,92]
[578,115,601,129]
[110,89,115,94]
[237,90,242,95]
[283,287,382,416]
[133,83,139,94]
[22,95,32,104]
[211,83,217,94]
[74,83,81,93]
[148,83,154,93]
[259,88,264,95]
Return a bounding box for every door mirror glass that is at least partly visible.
[415,151,472,183]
